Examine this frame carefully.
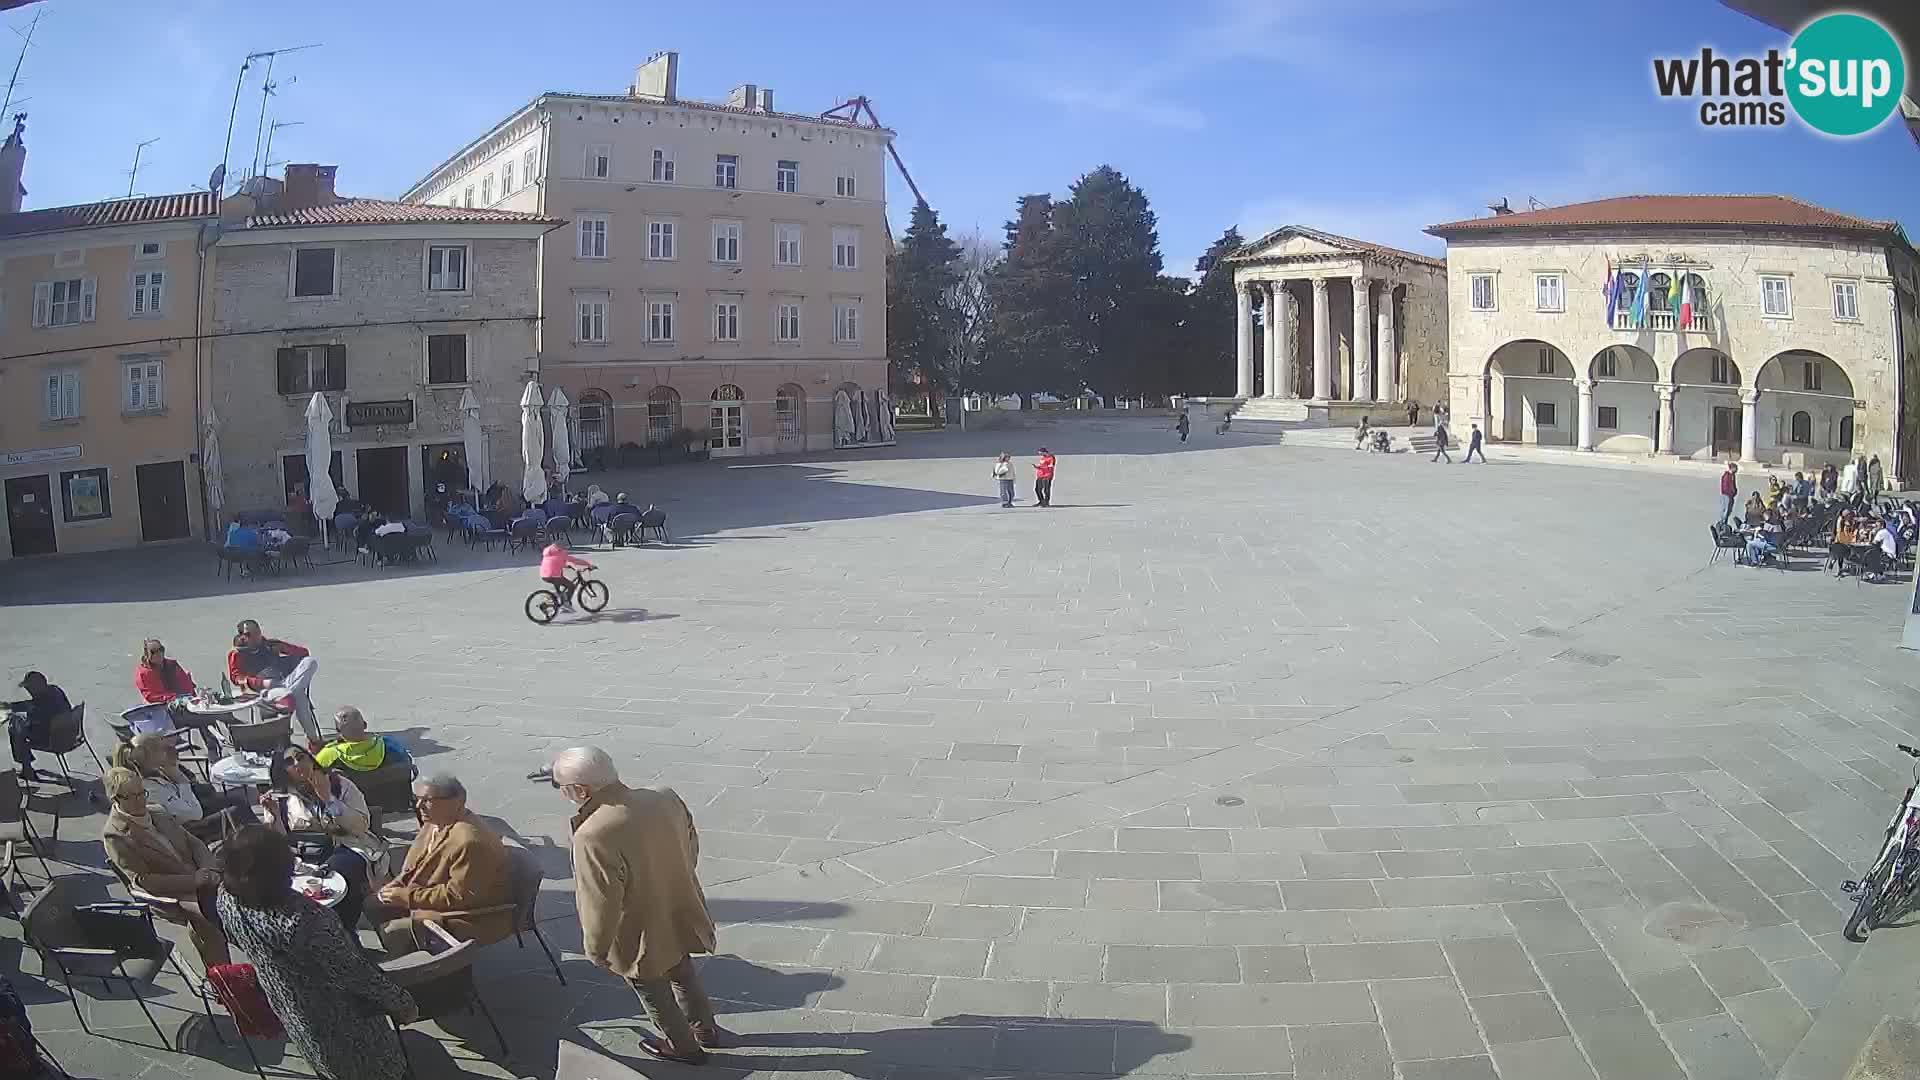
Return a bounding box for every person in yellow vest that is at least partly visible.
[314,707,412,774]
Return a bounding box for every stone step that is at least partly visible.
[1230,399,1313,423]
[1778,922,1920,1080]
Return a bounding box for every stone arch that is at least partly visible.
[1588,345,1658,453]
[645,385,681,446]
[775,383,806,446]
[1484,340,1574,445]
[576,388,614,459]
[1669,347,1741,460]
[1755,349,1856,466]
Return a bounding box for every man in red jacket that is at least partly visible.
[226,619,321,744]
[1033,447,1056,508]
[1718,462,1739,528]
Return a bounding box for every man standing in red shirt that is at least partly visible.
[1718,462,1739,528]
[1033,448,1056,508]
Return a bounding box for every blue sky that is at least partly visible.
[3,0,1915,276]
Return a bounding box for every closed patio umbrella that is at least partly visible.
[520,380,546,504]
[549,387,573,478]
[305,393,338,545]
[203,404,225,516]
[459,387,490,500]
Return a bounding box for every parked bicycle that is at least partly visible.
[524,565,609,625]
[1842,743,1920,942]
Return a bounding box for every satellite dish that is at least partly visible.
[208,163,226,195]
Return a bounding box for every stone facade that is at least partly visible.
[209,210,552,521]
[1224,226,1449,427]
[1428,200,1920,481]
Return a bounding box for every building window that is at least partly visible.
[60,467,110,522]
[652,147,676,183]
[1597,405,1618,430]
[34,277,95,327]
[1596,351,1617,378]
[576,293,608,343]
[123,357,163,413]
[131,269,164,316]
[276,344,346,395]
[1711,356,1735,385]
[777,301,801,342]
[647,299,675,342]
[1761,275,1792,317]
[834,300,860,343]
[463,186,474,208]
[1536,348,1555,376]
[712,220,740,263]
[835,170,856,198]
[501,159,515,195]
[776,223,802,266]
[1648,272,1671,312]
[44,369,80,420]
[136,240,164,260]
[577,215,608,259]
[714,153,737,189]
[292,248,337,298]
[586,143,611,179]
[713,300,739,341]
[480,175,493,205]
[832,227,859,270]
[1841,415,1855,449]
[427,244,468,291]
[1534,401,1556,427]
[1790,410,1813,445]
[1833,280,1859,321]
[1469,273,1495,311]
[427,334,469,384]
[522,147,537,184]
[646,386,680,444]
[776,159,798,193]
[1803,359,1824,392]
[1534,273,1564,313]
[776,383,802,439]
[648,219,676,260]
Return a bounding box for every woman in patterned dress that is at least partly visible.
[215,826,416,1080]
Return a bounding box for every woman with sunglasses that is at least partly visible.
[254,744,390,932]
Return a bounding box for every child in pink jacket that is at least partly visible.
[539,540,595,610]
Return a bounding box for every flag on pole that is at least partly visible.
[1677,272,1694,328]
[1630,261,1649,327]
[1604,261,1622,328]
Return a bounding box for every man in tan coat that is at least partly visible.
[554,746,721,1065]
[365,774,514,956]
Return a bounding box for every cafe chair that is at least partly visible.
[23,878,179,1051]
[29,704,104,790]
[382,920,508,1065]
[224,715,292,757]
[0,771,55,916]
[462,844,566,984]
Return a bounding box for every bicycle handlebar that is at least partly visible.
[1898,744,1920,759]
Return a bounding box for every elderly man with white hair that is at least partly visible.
[553,746,723,1065]
[364,772,513,957]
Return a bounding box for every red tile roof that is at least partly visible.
[1426,195,1901,238]
[247,198,561,229]
[1232,224,1446,269]
[0,191,216,240]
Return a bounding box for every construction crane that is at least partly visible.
[820,95,925,209]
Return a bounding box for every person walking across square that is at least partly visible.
[1431,419,1451,463]
[1463,424,1486,463]
[1033,448,1056,507]
[1174,411,1190,443]
[992,453,1015,508]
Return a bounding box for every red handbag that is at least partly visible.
[207,963,285,1039]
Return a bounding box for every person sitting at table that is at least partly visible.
[315,706,413,775]
[610,492,641,518]
[363,773,513,957]
[586,483,610,507]
[1791,471,1815,508]
[1867,517,1901,583]
[287,482,313,536]
[1830,511,1862,574]
[255,744,389,932]
[102,766,231,968]
[1742,492,1766,526]
[113,733,252,843]
[228,619,322,746]
[134,638,195,704]
[7,671,70,783]
[1741,510,1783,567]
[352,510,385,554]
[224,518,262,552]
[334,487,368,516]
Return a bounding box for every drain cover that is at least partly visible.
[1553,648,1620,667]
[1644,902,1745,947]
[1215,795,1245,807]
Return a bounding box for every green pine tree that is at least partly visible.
[977,194,1077,403]
[886,200,964,414]
[1181,227,1246,396]
[1053,165,1164,400]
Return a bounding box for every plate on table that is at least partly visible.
[292,875,342,904]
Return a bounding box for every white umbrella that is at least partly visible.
[203,404,225,516]
[459,387,490,500]
[520,381,546,504]
[305,393,339,544]
[548,387,573,477]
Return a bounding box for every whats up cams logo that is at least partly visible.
[1653,12,1907,136]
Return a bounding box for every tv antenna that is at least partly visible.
[125,136,159,197]
[261,119,302,177]
[249,72,300,181]
[1,7,43,119]
[217,43,319,193]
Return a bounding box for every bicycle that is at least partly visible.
[1841,743,1920,942]
[524,565,609,625]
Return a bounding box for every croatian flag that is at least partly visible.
[1676,273,1693,328]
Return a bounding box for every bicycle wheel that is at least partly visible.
[1844,851,1895,942]
[576,578,610,613]
[524,589,560,625]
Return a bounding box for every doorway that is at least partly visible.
[420,443,467,496]
[1712,407,1742,457]
[4,475,56,557]
[135,461,191,542]
[355,446,411,518]
[283,451,344,506]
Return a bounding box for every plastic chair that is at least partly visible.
[462,845,567,984]
[0,771,53,916]
[381,920,508,1059]
[22,879,179,1050]
[224,714,292,757]
[638,507,670,543]
[30,704,103,788]
[507,520,542,554]
[605,513,639,548]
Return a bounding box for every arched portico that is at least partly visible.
[1670,348,1741,460]
[1585,346,1659,453]
[1485,340,1575,446]
[1753,350,1857,469]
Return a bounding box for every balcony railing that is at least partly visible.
[1613,309,1710,333]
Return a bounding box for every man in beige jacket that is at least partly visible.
[554,746,723,1064]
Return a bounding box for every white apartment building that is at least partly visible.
[402,51,893,459]
[1426,195,1920,481]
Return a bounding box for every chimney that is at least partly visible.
[0,113,26,215]
[633,50,679,103]
[726,83,758,110]
[282,164,338,210]
[759,88,774,113]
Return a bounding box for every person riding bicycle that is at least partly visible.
[538,539,596,612]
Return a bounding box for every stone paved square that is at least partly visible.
[4,413,1916,1079]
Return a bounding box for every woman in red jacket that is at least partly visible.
[134,639,195,703]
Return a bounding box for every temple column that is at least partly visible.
[1261,283,1280,397]
[1376,285,1397,403]
[1352,275,1374,401]
[1311,278,1332,400]
[1234,286,1253,399]
[1576,378,1595,451]
[1740,389,1759,462]
[1278,285,1298,399]
[1656,383,1676,455]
